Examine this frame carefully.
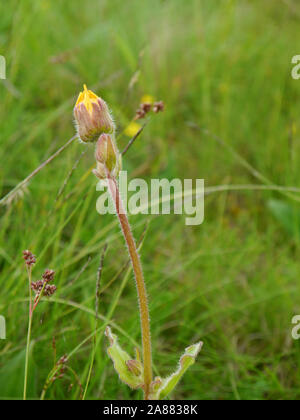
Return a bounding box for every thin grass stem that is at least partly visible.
[23,266,33,400]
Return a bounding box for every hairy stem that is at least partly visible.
[106,170,152,400]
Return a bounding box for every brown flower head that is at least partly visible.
[42,269,55,283]
[31,268,56,297]
[23,250,36,267]
[153,101,164,113]
[134,102,152,120]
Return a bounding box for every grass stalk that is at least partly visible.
[23,266,33,400]
[82,245,107,400]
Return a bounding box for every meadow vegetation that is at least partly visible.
[1,0,300,400]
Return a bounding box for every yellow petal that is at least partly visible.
[75,84,99,113]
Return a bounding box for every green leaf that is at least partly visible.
[105,327,144,389]
[267,199,300,237]
[150,341,203,400]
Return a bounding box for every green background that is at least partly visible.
[1,0,300,400]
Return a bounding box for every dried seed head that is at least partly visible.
[93,133,122,180]
[134,108,146,120]
[31,268,57,297]
[141,102,152,113]
[153,101,164,113]
[31,280,44,294]
[42,269,55,283]
[74,85,115,143]
[58,355,68,365]
[52,355,68,381]
[134,102,152,120]
[31,282,57,297]
[44,284,57,297]
[23,250,36,267]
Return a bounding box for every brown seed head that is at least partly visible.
[153,101,164,113]
[134,108,146,120]
[44,284,57,297]
[42,269,55,283]
[134,102,152,120]
[141,102,152,113]
[23,250,36,267]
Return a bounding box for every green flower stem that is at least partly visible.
[106,170,153,400]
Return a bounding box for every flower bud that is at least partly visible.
[126,359,143,377]
[93,133,122,179]
[74,85,115,143]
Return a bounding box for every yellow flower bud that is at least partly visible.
[74,85,115,143]
[93,133,122,179]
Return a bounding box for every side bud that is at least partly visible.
[74,84,115,143]
[126,359,143,377]
[93,133,122,179]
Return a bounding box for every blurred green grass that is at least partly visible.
[1,0,300,400]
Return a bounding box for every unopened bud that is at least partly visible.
[74,85,115,143]
[126,359,142,377]
[93,133,121,179]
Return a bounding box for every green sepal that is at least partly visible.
[105,326,144,389]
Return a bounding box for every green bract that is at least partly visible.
[149,341,203,400]
[105,326,202,400]
[105,327,144,390]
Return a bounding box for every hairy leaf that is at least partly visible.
[150,341,203,400]
[105,327,144,389]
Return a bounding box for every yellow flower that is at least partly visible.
[141,94,155,104]
[74,84,115,143]
[124,121,142,138]
[75,84,99,113]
